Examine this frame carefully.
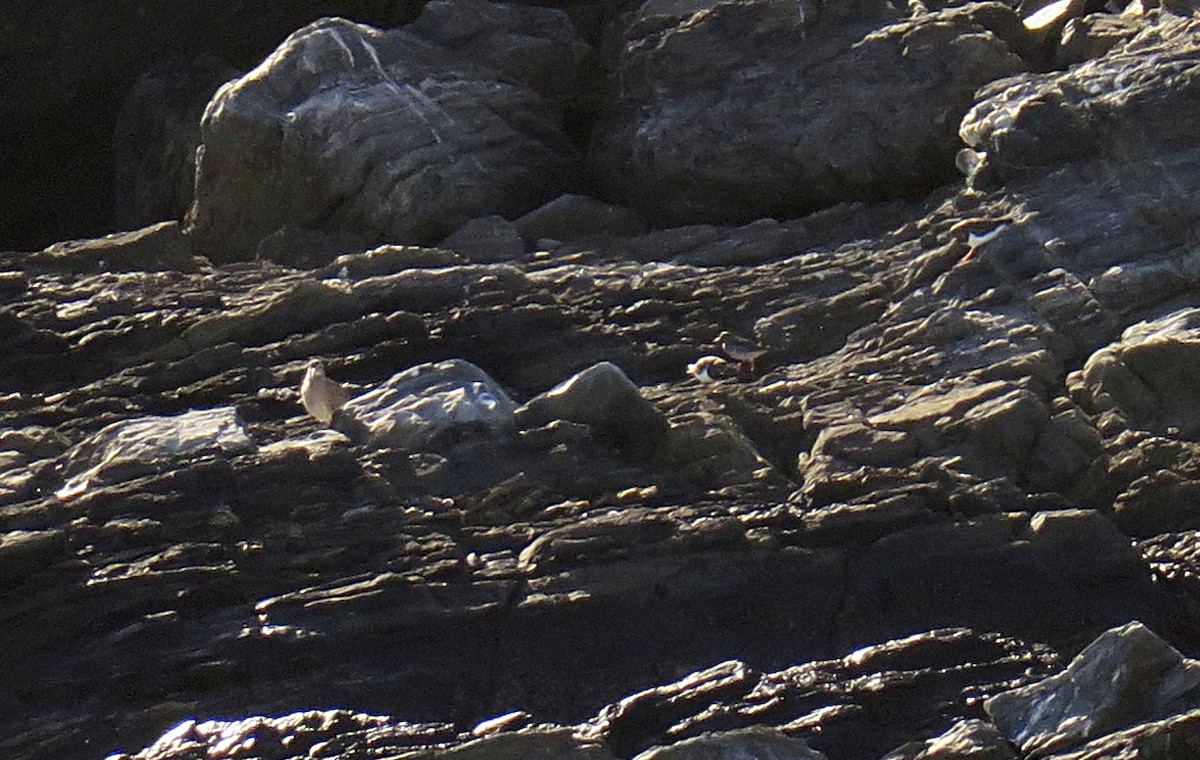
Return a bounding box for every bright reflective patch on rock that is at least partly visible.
[340,359,517,451]
[54,407,255,500]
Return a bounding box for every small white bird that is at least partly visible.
[717,331,767,371]
[300,359,350,425]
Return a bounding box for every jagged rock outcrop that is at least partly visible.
[9,3,1200,760]
[185,6,586,261]
[589,0,1028,224]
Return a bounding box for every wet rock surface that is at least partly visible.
[7,2,1200,760]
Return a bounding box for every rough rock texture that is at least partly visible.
[9,3,1200,760]
[185,6,586,261]
[986,621,1200,755]
[0,1,420,252]
[112,55,239,232]
[589,0,1029,224]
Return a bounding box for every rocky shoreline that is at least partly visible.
[6,0,1200,757]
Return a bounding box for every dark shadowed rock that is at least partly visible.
[516,194,649,244]
[516,361,670,459]
[632,726,826,759]
[186,11,583,261]
[112,55,238,231]
[30,222,195,273]
[986,621,1200,756]
[1,0,420,252]
[253,226,367,269]
[441,215,526,262]
[590,0,1027,224]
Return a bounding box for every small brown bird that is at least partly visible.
[300,359,350,425]
[717,331,767,371]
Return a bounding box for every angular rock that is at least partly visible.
[1043,708,1200,760]
[1074,307,1200,438]
[253,225,366,269]
[515,361,670,459]
[336,359,518,451]
[961,16,1200,185]
[440,215,526,262]
[515,194,648,244]
[186,13,581,260]
[0,0,416,252]
[985,621,1200,756]
[112,55,238,231]
[31,222,194,273]
[632,726,826,760]
[0,529,69,587]
[590,0,1026,224]
[882,719,1017,760]
[403,0,591,113]
[53,406,255,499]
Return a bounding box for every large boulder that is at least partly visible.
[336,359,518,451]
[985,621,1200,756]
[185,8,584,261]
[0,0,416,252]
[589,0,1027,224]
[53,406,255,500]
[515,361,670,459]
[1073,307,1200,437]
[961,15,1200,186]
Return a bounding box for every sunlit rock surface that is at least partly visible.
[6,3,1200,760]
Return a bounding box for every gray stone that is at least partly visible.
[961,16,1200,186]
[515,194,648,244]
[53,406,255,499]
[337,359,518,451]
[440,215,526,263]
[590,0,1026,224]
[1075,307,1200,438]
[985,621,1200,756]
[186,13,581,260]
[32,222,194,273]
[632,726,826,760]
[515,361,670,459]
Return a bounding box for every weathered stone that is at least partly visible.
[515,194,648,244]
[516,362,669,459]
[632,726,826,760]
[336,359,517,451]
[186,13,581,260]
[985,621,1200,756]
[1043,708,1200,760]
[961,16,1200,185]
[591,0,1026,224]
[31,222,194,273]
[52,407,253,498]
[440,215,526,263]
[252,225,366,269]
[1075,308,1200,438]
[0,529,69,586]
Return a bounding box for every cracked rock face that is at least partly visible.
[186,11,584,261]
[11,2,1200,760]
